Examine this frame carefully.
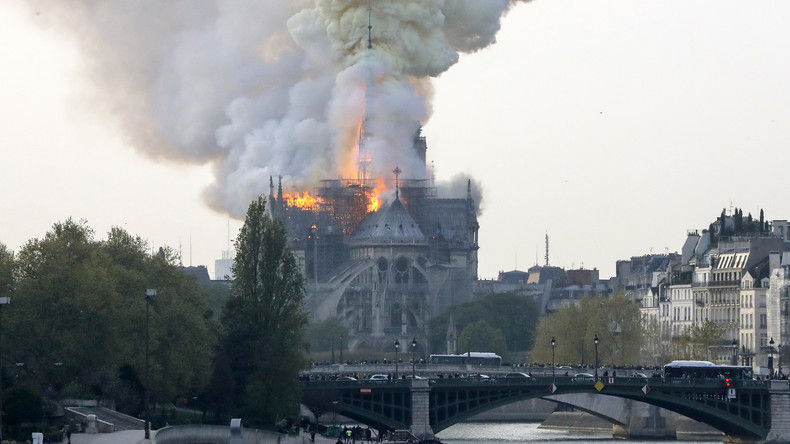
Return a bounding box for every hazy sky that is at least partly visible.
[2,1,789,279]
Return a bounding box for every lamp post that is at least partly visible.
[731,338,738,366]
[411,338,417,379]
[769,337,775,378]
[594,334,599,381]
[144,288,156,440]
[0,296,10,443]
[394,339,400,380]
[551,337,556,381]
[779,344,783,377]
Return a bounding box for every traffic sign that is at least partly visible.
[360,387,372,395]
[594,381,605,391]
[728,388,736,400]
[642,384,651,395]
[549,383,558,393]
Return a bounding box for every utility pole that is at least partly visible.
[0,297,10,443]
[144,289,156,440]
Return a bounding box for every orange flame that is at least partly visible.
[283,191,323,209]
[367,179,386,213]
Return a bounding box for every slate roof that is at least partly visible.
[351,197,426,245]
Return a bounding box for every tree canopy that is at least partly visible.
[429,292,539,356]
[531,295,643,366]
[457,320,507,357]
[1,220,215,415]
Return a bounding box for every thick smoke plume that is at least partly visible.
[23,0,527,217]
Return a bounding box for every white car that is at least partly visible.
[369,374,389,382]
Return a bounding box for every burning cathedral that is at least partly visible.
[268,132,479,350]
[263,5,483,351]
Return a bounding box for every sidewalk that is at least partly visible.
[69,431,151,444]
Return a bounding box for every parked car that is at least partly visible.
[504,372,532,379]
[369,374,389,382]
[338,376,358,381]
[572,372,595,382]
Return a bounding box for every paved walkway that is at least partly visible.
[69,431,151,444]
[66,430,350,444]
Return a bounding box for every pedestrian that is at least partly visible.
[65,425,72,444]
[310,430,316,443]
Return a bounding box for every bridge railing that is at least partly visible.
[302,375,771,390]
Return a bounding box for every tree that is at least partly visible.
[4,220,215,412]
[428,292,538,354]
[211,196,307,426]
[305,317,348,353]
[530,295,643,366]
[0,243,12,300]
[3,386,43,427]
[457,320,507,357]
[687,321,725,360]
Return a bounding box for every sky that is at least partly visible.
[2,1,790,279]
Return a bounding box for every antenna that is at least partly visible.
[544,232,550,266]
[367,0,373,49]
[189,231,192,267]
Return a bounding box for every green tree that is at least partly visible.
[3,386,43,426]
[5,220,215,413]
[687,320,725,360]
[0,243,13,300]
[212,196,307,426]
[531,295,643,366]
[428,292,538,354]
[457,320,507,357]
[305,317,348,353]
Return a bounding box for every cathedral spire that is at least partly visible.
[393,166,402,200]
[367,0,373,50]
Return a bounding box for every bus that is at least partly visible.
[428,352,502,366]
[663,360,753,380]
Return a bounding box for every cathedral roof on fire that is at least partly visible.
[351,197,426,245]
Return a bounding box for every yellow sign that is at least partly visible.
[594,381,605,391]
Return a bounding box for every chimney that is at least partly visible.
[770,251,781,272]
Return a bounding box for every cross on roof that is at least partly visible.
[393,166,402,199]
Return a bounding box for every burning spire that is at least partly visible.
[357,0,375,182]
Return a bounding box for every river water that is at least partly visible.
[437,422,723,443]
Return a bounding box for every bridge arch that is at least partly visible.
[302,378,771,440]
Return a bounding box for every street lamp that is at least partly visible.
[769,337,775,378]
[731,338,738,366]
[779,344,783,377]
[411,338,417,378]
[551,337,556,381]
[594,334,599,381]
[144,288,156,439]
[0,296,10,443]
[394,339,400,380]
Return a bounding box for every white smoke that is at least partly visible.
[21,0,528,217]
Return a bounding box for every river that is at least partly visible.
[436,422,723,443]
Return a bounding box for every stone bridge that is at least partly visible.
[301,376,790,443]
